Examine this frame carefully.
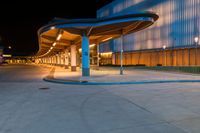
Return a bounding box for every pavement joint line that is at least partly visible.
[43,77,200,85]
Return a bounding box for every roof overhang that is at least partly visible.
[37,12,158,57]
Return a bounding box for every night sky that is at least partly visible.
[0,0,113,56]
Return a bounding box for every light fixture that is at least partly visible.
[194,37,199,43]
[3,54,12,57]
[102,37,113,42]
[53,42,56,46]
[100,52,112,56]
[56,34,62,41]
[8,46,12,49]
[39,41,56,57]
[162,45,166,50]
[50,26,55,30]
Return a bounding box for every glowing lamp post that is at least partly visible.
[162,45,166,66]
[195,37,199,65]
[163,45,166,50]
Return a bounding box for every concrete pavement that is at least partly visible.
[1,64,200,133]
[48,66,200,84]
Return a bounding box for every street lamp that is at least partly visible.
[120,35,124,75]
[194,36,199,65]
[163,45,166,50]
[195,37,199,43]
[162,45,166,66]
[8,46,11,49]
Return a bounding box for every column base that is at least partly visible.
[82,68,90,76]
[120,67,123,75]
[71,66,76,71]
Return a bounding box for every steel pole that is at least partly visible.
[97,43,99,67]
[120,35,123,75]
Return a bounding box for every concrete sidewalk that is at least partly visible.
[2,64,200,133]
[49,66,200,83]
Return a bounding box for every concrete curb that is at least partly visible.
[43,77,200,85]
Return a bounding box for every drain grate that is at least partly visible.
[39,87,50,90]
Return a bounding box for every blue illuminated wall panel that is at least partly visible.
[97,0,200,53]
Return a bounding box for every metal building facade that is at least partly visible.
[98,0,200,66]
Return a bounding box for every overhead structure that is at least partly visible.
[37,12,159,76]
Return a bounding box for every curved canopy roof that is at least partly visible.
[37,12,158,57]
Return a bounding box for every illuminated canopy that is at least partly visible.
[37,12,158,57]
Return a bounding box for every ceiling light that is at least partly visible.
[53,42,56,46]
[50,26,55,30]
[102,37,113,42]
[57,34,62,41]
[194,37,199,43]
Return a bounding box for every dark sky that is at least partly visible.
[0,0,113,56]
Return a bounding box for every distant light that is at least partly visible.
[163,45,166,49]
[102,37,113,42]
[50,27,55,30]
[3,54,12,57]
[56,34,62,41]
[194,37,199,43]
[8,46,12,49]
[50,47,53,50]
[53,42,56,46]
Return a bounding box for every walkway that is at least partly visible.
[45,66,200,84]
[1,64,200,133]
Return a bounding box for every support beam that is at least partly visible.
[56,55,59,65]
[71,45,77,71]
[61,28,82,35]
[82,33,90,76]
[60,53,64,65]
[58,54,61,65]
[65,49,69,69]
[73,37,82,45]
[54,56,56,65]
[97,42,100,67]
[51,56,53,65]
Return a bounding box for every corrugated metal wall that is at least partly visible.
[98,0,200,52]
[98,0,200,66]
